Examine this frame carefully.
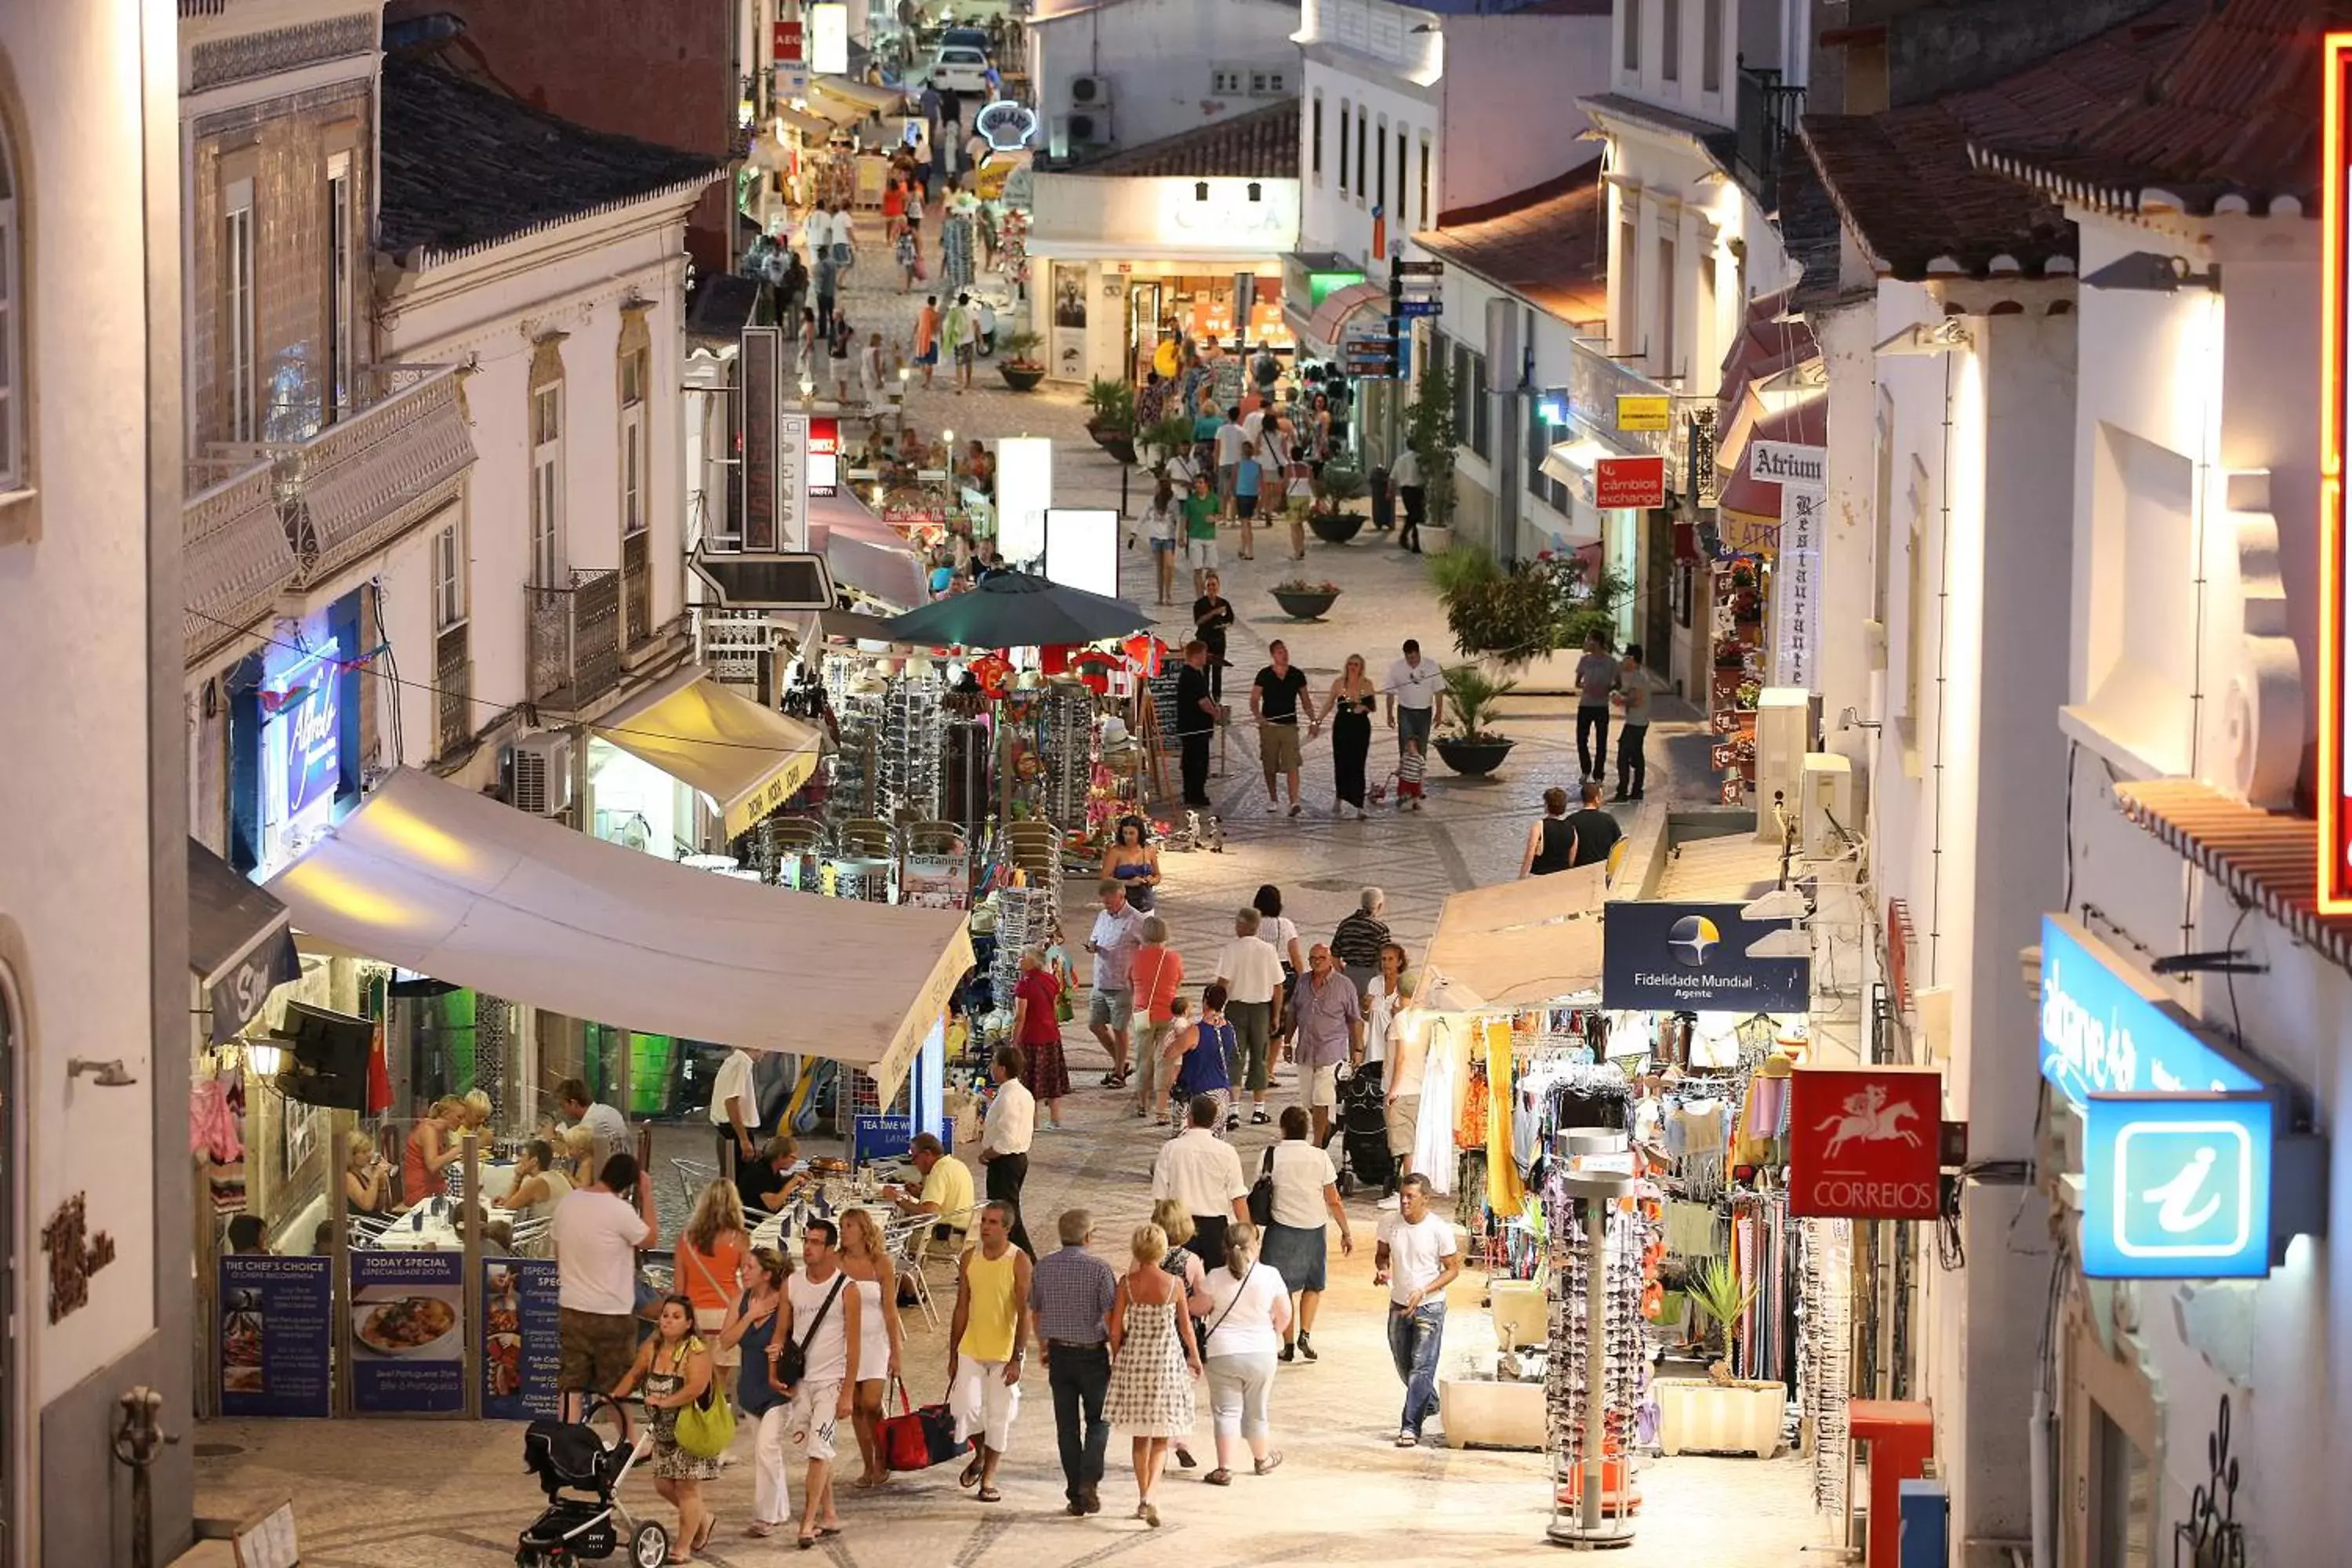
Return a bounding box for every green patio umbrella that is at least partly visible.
[877,570,1150,650]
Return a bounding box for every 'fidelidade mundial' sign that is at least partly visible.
[1602,901,1810,1014]
[2038,915,2261,1109]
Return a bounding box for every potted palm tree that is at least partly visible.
[1307,462,1369,544]
[1433,664,1517,776]
[1651,1259,1783,1458]
[1083,376,1137,464]
[997,329,1046,391]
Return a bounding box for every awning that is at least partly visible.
[808,76,903,120]
[263,769,972,1098]
[1537,436,1611,489]
[774,106,838,139]
[597,670,825,840]
[189,838,299,1045]
[1716,379,1828,533]
[1414,863,1609,1011]
[827,533,928,610]
[1297,281,1388,359]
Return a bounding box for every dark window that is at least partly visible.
[1312,96,1323,177]
[1338,98,1350,193]
[1356,109,1367,204]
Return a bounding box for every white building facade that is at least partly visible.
[1029,0,1305,157]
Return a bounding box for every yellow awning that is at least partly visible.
[595,670,822,839]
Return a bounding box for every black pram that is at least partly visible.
[515,1395,668,1566]
[1329,1060,1395,1195]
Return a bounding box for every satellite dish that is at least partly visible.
[976,99,1036,151]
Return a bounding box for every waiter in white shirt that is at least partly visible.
[978,1044,1037,1255]
[710,1047,760,1167]
[1385,638,1445,759]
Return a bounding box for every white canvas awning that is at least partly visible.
[263,768,971,1100]
[597,670,824,839]
[1415,862,1608,1011]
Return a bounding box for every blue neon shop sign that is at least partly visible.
[2082,1092,2275,1279]
[2038,916,2261,1108]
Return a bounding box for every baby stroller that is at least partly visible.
[515,1394,670,1567]
[1328,1061,1395,1196]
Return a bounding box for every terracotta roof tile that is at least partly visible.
[1069,99,1299,180]
[1413,162,1606,326]
[379,53,722,257]
[1801,0,2205,279]
[2113,779,2352,977]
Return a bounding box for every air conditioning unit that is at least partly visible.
[1067,107,1114,145]
[1753,688,1820,844]
[508,734,575,817]
[1069,73,1113,107]
[1798,753,1856,858]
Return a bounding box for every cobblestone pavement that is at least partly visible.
[189,227,1832,1566]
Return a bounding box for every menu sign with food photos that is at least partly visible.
[349,1251,465,1414]
[218,1257,332,1417]
[482,1258,562,1420]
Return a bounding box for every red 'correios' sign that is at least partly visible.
[1788,1066,1943,1220]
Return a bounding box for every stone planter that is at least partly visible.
[1421,523,1453,555]
[1433,736,1515,776]
[1270,589,1341,620]
[1652,1377,1784,1458]
[1308,511,1366,545]
[1000,363,1046,392]
[1087,425,1137,466]
[1437,1374,1545,1451]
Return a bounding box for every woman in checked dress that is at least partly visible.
[1103,1222,1202,1526]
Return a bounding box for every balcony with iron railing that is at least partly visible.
[1733,63,1806,206]
[183,362,477,667]
[528,569,623,716]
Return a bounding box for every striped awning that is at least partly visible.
[2111,779,2352,974]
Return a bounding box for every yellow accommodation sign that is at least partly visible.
[1616,394,1671,431]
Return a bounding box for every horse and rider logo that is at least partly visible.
[1813,1082,1924,1160]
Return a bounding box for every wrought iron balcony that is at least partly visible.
[183,363,476,667]
[1733,64,1806,205]
[528,569,623,715]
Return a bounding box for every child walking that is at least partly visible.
[1392,735,1427,811]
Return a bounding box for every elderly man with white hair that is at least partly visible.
[1330,887,1390,1000]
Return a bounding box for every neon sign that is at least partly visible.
[2082,1093,2274,1279]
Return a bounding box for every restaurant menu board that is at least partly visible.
[349,1251,465,1414]
[483,1258,563,1421]
[218,1257,332,1417]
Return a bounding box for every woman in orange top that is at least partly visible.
[1127,916,1185,1121]
[676,1181,752,1385]
[880,176,907,241]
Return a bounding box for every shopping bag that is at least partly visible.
[880,1378,963,1471]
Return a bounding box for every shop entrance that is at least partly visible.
[1127,280,1164,383]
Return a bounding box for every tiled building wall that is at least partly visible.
[187,82,373,455]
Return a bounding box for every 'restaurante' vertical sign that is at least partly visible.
[2324,34,2352,911]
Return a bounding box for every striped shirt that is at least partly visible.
[1397,748,1427,787]
[1027,1243,1118,1345]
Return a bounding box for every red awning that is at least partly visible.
[1715,289,1816,426]
[1716,387,1828,536]
[1301,281,1388,358]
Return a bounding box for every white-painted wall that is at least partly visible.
[1435,15,1609,212]
[376,201,699,760]
[1028,0,1303,151]
[1029,171,1301,257]
[1595,117,1775,392]
[0,0,168,1418]
[1608,0,1799,130]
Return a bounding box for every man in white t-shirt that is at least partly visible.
[1382,1007,1430,1195]
[557,1077,630,1175]
[1213,408,1248,516]
[1374,1173,1460,1446]
[1385,639,1445,759]
[774,1217,861,1548]
[1152,1095,1251,1265]
[553,1152,654,1419]
[710,1047,760,1165]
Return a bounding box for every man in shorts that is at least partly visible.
[553,1152,652,1419]
[913,294,941,388]
[1289,943,1363,1147]
[1182,474,1220,594]
[1250,639,1316,816]
[774,1217,860,1547]
[1382,1000,1431,1198]
[1083,879,1145,1087]
[945,292,977,392]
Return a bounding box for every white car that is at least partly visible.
[927,46,990,95]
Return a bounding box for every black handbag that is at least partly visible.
[1247,1145,1276,1227]
[776,1274,847,1389]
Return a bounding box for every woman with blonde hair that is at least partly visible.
[343,1130,391,1217]
[1148,1200,1212,1472]
[677,1181,752,1378]
[1199,1222,1292,1483]
[560,1124,597,1188]
[720,1247,794,1537]
[1102,1222,1200,1526]
[460,1088,495,1134]
[834,1207,906,1486]
[403,1096,466,1205]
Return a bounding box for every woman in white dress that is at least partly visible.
[1102,1222,1201,1528]
[835,1207,904,1488]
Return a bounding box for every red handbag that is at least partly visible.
[879,1378,964,1472]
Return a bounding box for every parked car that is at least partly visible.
[940,26,990,53]
[927,45,990,94]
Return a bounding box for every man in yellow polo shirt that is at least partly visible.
[890,1134,975,1256]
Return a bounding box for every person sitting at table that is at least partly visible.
[737,1134,812,1218]
[494,1138,574,1232]
[343,1130,392,1217]
[560,1125,597,1189]
[452,1202,514,1256]
[226,1214,270,1255]
[887,1134,974,1258]
[461,1088,495,1140]
[404,1096,466,1205]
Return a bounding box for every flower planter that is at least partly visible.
[1433,736,1515,777]
[999,364,1046,392]
[1270,589,1341,621]
[1421,524,1452,555]
[1652,1377,1784,1458]
[1087,425,1137,466]
[1308,511,1366,545]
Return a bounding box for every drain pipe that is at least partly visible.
[1926,347,1955,985]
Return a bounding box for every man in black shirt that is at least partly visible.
[1250,638,1316,816]
[1175,640,1219,807]
[1565,779,1624,870]
[1192,572,1236,699]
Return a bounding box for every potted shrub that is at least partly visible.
[996,329,1047,391]
[1269,576,1341,620]
[1083,376,1137,464]
[1307,463,1369,544]
[1432,664,1517,776]
[1406,354,1460,552]
[1650,1260,1782,1458]
[1140,412,1200,480]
